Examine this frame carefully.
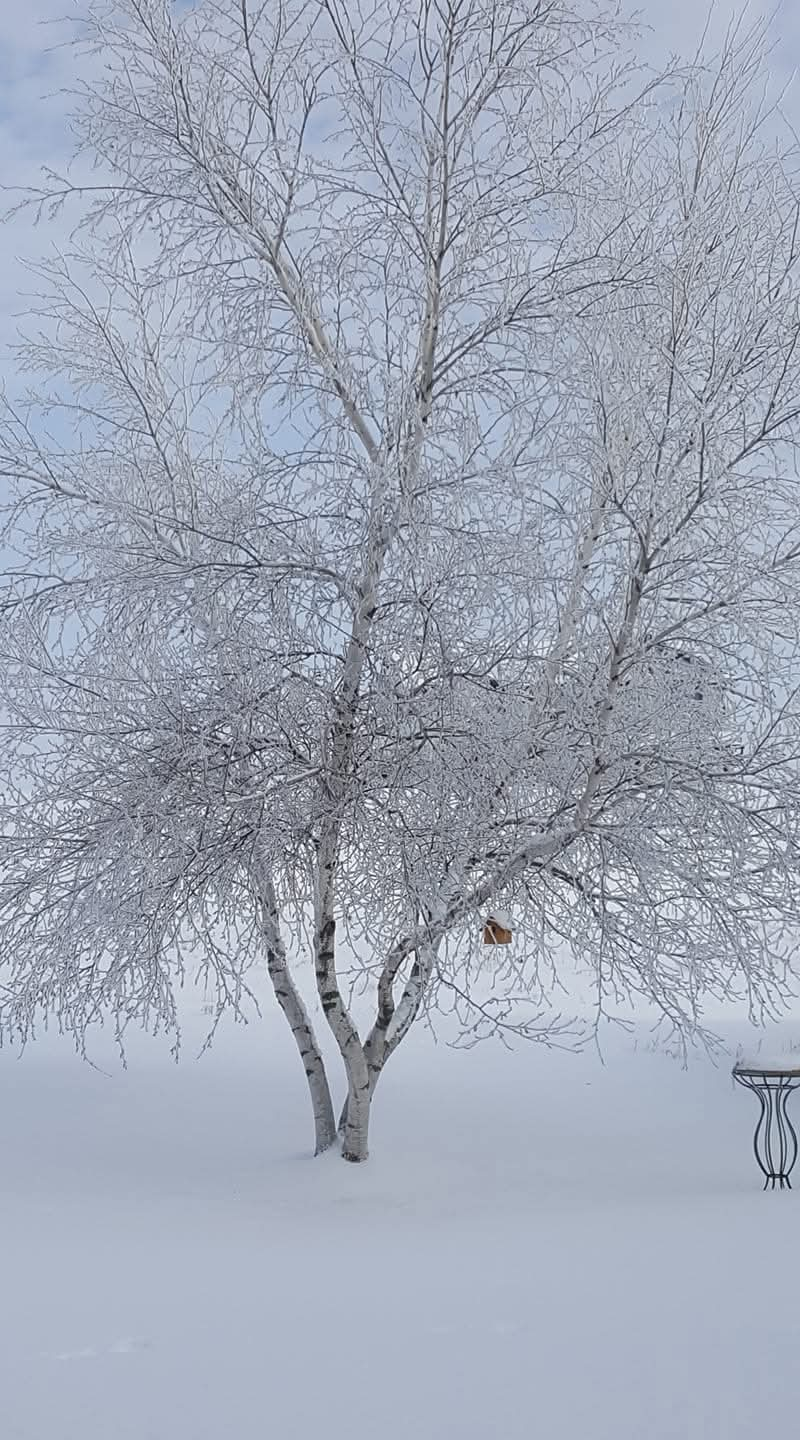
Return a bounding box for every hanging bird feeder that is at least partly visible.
[483,911,512,945]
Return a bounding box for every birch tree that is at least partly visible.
[2,1,800,1162]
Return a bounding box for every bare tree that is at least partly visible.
[2,1,800,1162]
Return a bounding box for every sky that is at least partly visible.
[0,0,797,373]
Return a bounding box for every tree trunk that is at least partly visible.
[337,1060,380,1148]
[251,863,338,1156]
[337,941,438,1141]
[340,1064,372,1162]
[314,889,373,1161]
[266,946,338,1156]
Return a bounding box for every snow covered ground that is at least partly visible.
[1,993,800,1439]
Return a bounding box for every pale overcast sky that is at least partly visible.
[0,0,796,371]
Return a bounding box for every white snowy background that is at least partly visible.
[3,993,800,1440]
[2,3,800,1438]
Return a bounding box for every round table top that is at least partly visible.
[733,1061,800,1078]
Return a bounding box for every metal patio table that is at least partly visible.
[732,1061,800,1190]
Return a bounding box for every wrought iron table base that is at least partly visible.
[732,1067,800,1190]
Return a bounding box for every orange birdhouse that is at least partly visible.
[483,914,512,945]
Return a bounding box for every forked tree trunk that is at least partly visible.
[337,941,438,1137]
[337,1062,379,1145]
[315,907,374,1162]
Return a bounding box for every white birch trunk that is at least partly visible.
[266,945,338,1157]
[314,901,372,1161]
[252,866,337,1156]
[308,478,395,1162]
[340,1063,372,1164]
[336,940,439,1136]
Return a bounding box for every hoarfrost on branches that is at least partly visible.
[1,1,800,1160]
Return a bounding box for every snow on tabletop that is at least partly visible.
[734,1052,800,1073]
